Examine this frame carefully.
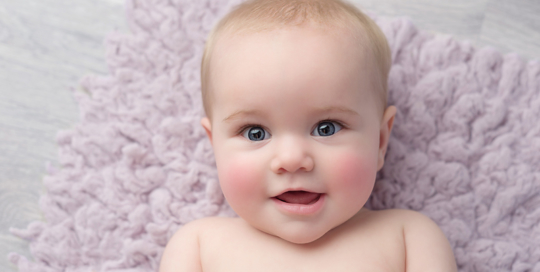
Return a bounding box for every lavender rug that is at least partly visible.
[9,0,540,271]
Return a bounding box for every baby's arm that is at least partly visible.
[402,210,458,272]
[159,221,203,272]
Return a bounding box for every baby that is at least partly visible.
[160,0,457,271]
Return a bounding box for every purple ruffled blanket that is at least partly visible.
[9,0,540,271]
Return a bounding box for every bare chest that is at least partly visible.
[199,220,405,272]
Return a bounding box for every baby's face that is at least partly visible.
[202,25,387,244]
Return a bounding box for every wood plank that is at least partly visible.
[479,0,540,60]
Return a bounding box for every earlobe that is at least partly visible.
[201,117,213,145]
[377,106,397,170]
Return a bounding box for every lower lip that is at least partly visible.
[272,194,325,215]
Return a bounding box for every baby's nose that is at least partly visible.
[270,136,314,174]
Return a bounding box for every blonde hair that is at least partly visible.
[200,0,391,119]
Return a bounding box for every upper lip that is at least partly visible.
[272,188,323,198]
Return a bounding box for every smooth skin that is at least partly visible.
[160,24,457,271]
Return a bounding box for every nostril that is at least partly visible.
[270,154,314,173]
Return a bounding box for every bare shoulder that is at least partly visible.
[367,208,439,225]
[359,208,448,231]
[181,216,239,231]
[353,208,435,228]
[159,217,239,272]
[371,209,458,272]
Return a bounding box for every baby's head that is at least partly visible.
[201,0,391,120]
[200,0,396,244]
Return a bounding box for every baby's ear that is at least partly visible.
[201,117,213,145]
[377,106,397,170]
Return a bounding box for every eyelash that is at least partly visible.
[236,119,346,136]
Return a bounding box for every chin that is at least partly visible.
[274,227,329,244]
[282,235,323,244]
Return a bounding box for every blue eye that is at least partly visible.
[312,121,342,137]
[242,126,270,141]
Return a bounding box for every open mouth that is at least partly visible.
[273,190,322,205]
[272,190,325,215]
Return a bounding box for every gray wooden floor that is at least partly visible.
[0,0,538,271]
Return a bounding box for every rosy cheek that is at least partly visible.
[331,152,377,201]
[218,154,262,208]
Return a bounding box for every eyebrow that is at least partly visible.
[222,106,359,122]
[223,109,264,122]
[317,106,360,117]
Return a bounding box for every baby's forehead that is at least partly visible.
[207,24,385,115]
[213,24,372,66]
[214,27,370,75]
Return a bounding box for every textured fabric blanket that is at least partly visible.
[8,0,540,271]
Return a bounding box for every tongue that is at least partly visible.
[276,191,320,204]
